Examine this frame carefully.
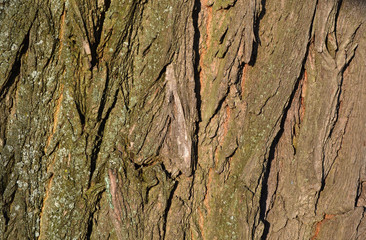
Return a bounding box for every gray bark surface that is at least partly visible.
[0,0,366,239]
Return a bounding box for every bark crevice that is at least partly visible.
[259,40,312,238]
[249,0,266,66]
[0,31,30,100]
[162,180,178,239]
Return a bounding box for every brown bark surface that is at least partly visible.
[1,0,366,239]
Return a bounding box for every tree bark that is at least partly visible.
[1,0,366,239]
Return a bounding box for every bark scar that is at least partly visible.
[165,64,192,176]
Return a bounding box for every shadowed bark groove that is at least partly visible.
[1,0,366,239]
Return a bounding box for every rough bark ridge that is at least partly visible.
[0,0,365,239]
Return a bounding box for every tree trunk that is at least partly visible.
[1,0,366,239]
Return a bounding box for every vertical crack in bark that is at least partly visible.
[1,160,16,233]
[355,172,363,207]
[258,70,303,240]
[0,24,31,237]
[71,0,111,69]
[89,88,119,184]
[86,217,94,240]
[75,101,86,128]
[315,1,360,212]
[90,0,111,68]
[192,0,201,118]
[96,66,110,122]
[0,31,30,100]
[258,7,317,235]
[205,88,230,130]
[192,0,202,172]
[162,180,178,240]
[354,207,365,235]
[258,81,299,239]
[85,188,104,240]
[317,101,351,204]
[333,0,343,39]
[249,0,266,66]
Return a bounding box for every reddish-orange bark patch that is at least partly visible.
[199,167,214,240]
[108,169,123,223]
[10,81,20,117]
[300,70,307,122]
[223,105,231,136]
[199,0,213,94]
[343,65,350,79]
[197,207,206,239]
[241,64,248,94]
[311,214,335,240]
[45,85,64,152]
[39,158,55,239]
[204,168,213,215]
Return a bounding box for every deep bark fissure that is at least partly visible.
[86,190,104,240]
[316,22,360,213]
[0,32,30,100]
[2,163,16,231]
[89,89,119,184]
[237,63,245,98]
[86,217,93,240]
[110,2,139,61]
[316,103,352,213]
[96,66,110,122]
[259,69,303,240]
[162,180,178,240]
[333,0,343,39]
[192,0,202,122]
[90,0,111,68]
[354,209,365,237]
[160,161,176,181]
[355,173,362,207]
[249,0,266,66]
[324,1,351,142]
[192,0,202,175]
[258,3,319,231]
[205,87,230,129]
[155,64,169,87]
[258,24,316,233]
[75,102,86,128]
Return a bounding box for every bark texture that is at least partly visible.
[1,0,366,239]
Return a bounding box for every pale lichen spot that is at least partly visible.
[11,43,17,51]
